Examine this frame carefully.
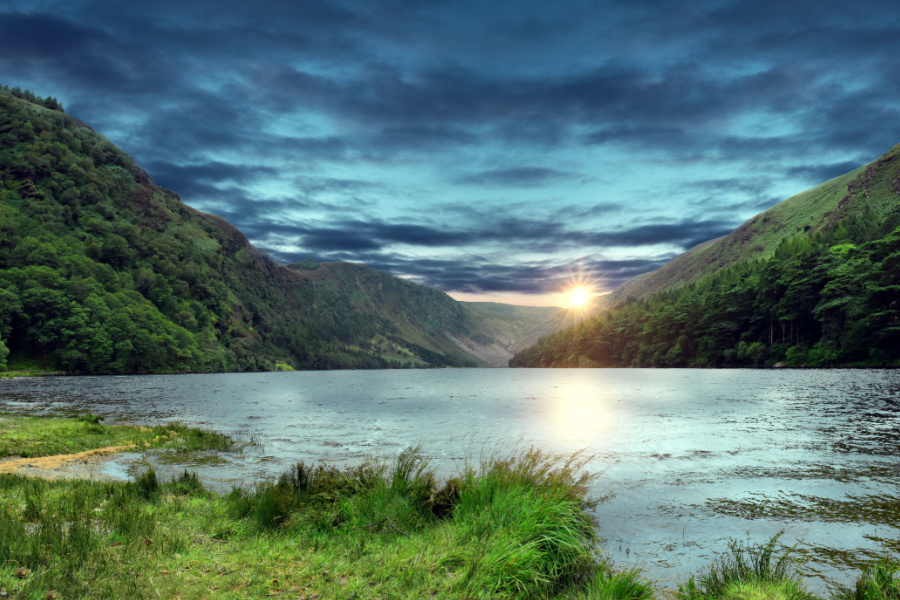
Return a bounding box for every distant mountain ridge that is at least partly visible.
[454,302,569,364]
[283,262,572,366]
[0,86,563,373]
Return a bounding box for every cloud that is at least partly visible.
[299,229,383,251]
[145,160,278,194]
[783,161,863,184]
[246,211,737,274]
[272,248,677,296]
[2,0,898,303]
[5,5,896,173]
[459,167,576,187]
[579,219,735,250]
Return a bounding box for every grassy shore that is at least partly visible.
[0,413,234,459]
[0,370,66,379]
[0,416,898,599]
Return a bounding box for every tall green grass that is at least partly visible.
[565,562,655,600]
[1,446,621,598]
[0,473,191,598]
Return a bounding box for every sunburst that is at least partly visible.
[569,286,590,307]
[561,262,599,311]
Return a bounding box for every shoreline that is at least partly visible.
[1,414,898,599]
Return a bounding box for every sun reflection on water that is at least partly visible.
[541,379,618,450]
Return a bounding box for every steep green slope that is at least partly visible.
[607,161,884,305]
[286,261,487,367]
[0,86,493,373]
[512,145,900,368]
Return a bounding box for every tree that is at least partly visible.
[0,335,9,369]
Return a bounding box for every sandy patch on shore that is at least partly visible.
[0,446,135,481]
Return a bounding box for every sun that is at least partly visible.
[569,286,590,308]
[559,258,604,313]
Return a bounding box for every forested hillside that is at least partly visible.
[605,161,889,305]
[511,145,900,368]
[0,86,498,373]
[284,261,494,367]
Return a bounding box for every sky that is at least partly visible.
[1,0,898,306]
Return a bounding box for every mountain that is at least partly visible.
[281,264,571,366]
[0,86,564,373]
[606,150,899,305]
[455,302,568,364]
[511,145,900,368]
[284,260,493,367]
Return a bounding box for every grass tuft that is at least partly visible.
[133,466,159,500]
[834,558,900,600]
[564,561,655,600]
[677,534,812,600]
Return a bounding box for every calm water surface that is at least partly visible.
[2,368,899,591]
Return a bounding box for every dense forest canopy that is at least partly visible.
[511,148,900,369]
[0,86,483,373]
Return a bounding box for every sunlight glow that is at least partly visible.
[569,287,589,307]
[554,258,611,326]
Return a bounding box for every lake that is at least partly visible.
[2,368,899,592]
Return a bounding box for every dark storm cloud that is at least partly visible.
[4,3,898,160]
[145,161,279,195]
[459,167,575,187]
[0,13,97,58]
[3,4,897,170]
[294,221,470,251]
[250,211,737,273]
[201,197,311,226]
[784,161,863,184]
[299,229,383,251]
[581,220,734,250]
[2,0,898,300]
[0,13,129,88]
[270,248,676,296]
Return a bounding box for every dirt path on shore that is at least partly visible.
[0,445,135,481]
